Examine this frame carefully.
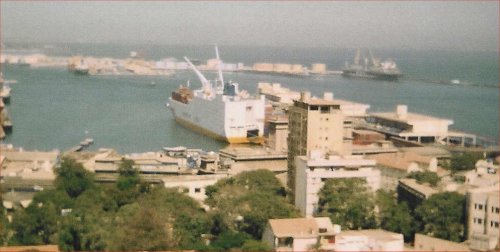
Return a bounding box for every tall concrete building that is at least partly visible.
[287,92,352,198]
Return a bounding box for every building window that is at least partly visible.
[495,222,499,228]
[496,207,499,213]
[478,218,482,224]
[474,204,477,209]
[278,237,293,247]
[325,137,329,141]
[194,188,201,193]
[478,204,483,210]
[246,106,252,111]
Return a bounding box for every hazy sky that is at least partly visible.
[1,1,498,51]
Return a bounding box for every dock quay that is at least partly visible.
[65,138,94,154]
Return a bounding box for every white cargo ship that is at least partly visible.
[166,46,265,144]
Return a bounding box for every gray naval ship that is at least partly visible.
[342,49,402,81]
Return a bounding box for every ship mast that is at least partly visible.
[215,45,224,86]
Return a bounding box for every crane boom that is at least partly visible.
[184,56,211,91]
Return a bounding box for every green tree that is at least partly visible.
[375,190,414,241]
[116,158,140,191]
[317,178,377,230]
[415,192,465,242]
[0,184,11,245]
[108,204,174,251]
[407,171,440,186]
[449,152,483,173]
[10,202,58,245]
[205,170,299,239]
[241,239,272,251]
[57,215,106,251]
[210,231,250,251]
[55,157,94,198]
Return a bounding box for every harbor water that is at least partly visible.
[1,44,498,153]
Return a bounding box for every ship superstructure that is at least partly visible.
[342,49,402,81]
[166,46,265,144]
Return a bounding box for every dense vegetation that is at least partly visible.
[444,152,484,173]
[1,158,469,249]
[316,178,466,243]
[407,171,441,186]
[316,178,377,230]
[1,158,294,250]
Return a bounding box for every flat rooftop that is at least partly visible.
[219,146,287,160]
[372,112,453,125]
[399,178,438,198]
[337,229,402,242]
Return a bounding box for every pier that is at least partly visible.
[64,138,94,154]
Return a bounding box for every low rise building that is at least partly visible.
[162,174,228,202]
[413,233,469,251]
[365,105,463,145]
[397,178,438,210]
[262,218,404,252]
[295,152,379,217]
[1,147,60,191]
[218,146,287,180]
[262,217,339,252]
[334,229,404,251]
[372,151,438,191]
[466,184,500,251]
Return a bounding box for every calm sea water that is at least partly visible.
[1,44,498,153]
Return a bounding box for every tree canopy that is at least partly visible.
[375,190,414,242]
[407,171,440,187]
[205,170,298,240]
[54,157,94,198]
[316,178,377,230]
[448,152,483,173]
[415,192,466,242]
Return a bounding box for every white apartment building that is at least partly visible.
[162,174,228,202]
[294,151,380,217]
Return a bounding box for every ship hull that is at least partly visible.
[342,70,401,81]
[168,95,265,144]
[172,115,262,144]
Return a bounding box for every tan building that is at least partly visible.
[372,151,438,191]
[262,217,339,252]
[334,229,404,251]
[1,148,60,191]
[466,184,500,251]
[253,63,274,72]
[218,146,287,176]
[310,63,326,74]
[267,115,289,153]
[287,92,350,197]
[413,233,469,251]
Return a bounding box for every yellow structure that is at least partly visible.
[287,92,351,198]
